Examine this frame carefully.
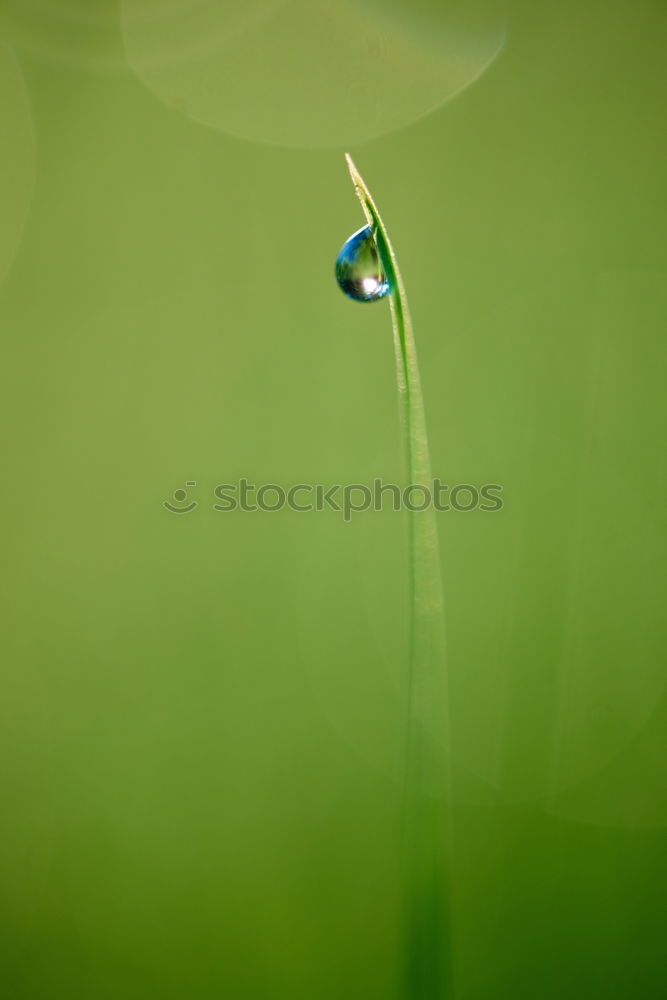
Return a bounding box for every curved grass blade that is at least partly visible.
[344,154,451,999]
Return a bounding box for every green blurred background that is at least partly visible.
[1,1,666,997]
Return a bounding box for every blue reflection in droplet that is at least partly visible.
[335,224,390,303]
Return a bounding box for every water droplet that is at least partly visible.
[335,225,390,303]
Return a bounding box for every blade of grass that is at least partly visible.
[344,154,451,999]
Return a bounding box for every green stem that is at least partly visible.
[344,154,452,999]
